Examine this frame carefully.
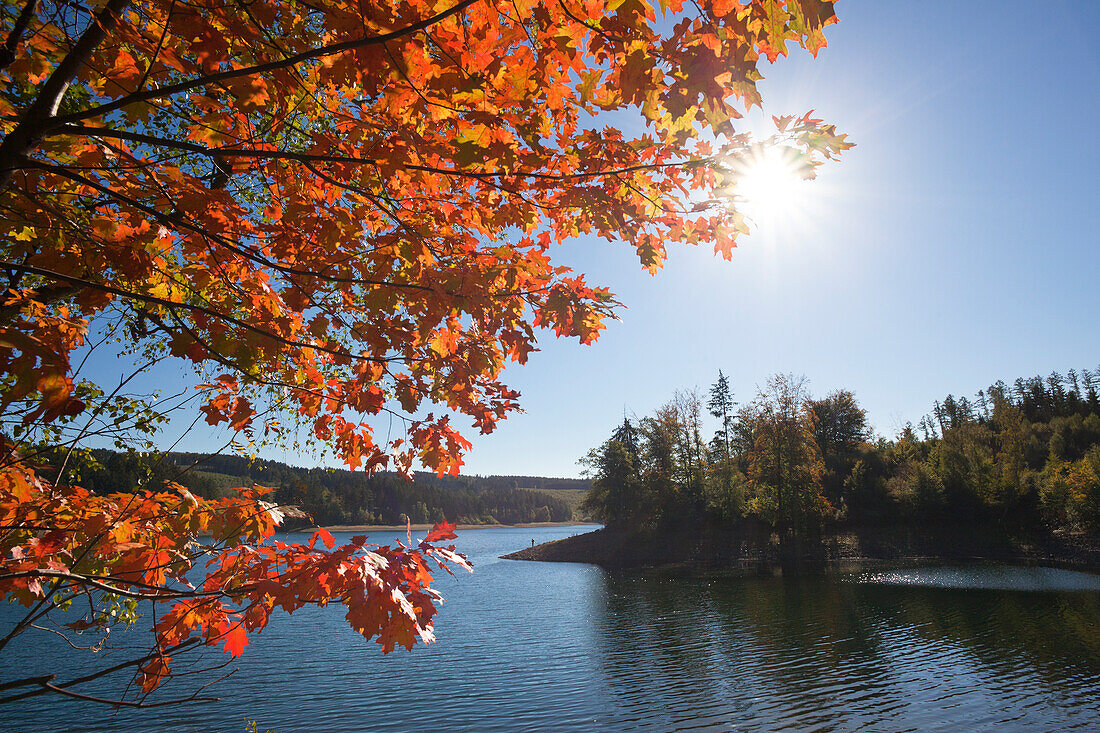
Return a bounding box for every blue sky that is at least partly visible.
[89,0,1100,478]
[451,0,1100,476]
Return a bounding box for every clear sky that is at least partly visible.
[452,0,1100,477]
[92,0,1100,478]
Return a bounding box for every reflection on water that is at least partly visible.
[1,527,1098,732]
[856,565,1100,591]
[594,568,1100,731]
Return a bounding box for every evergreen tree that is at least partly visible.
[707,370,736,463]
[580,430,645,526]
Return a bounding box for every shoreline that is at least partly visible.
[502,525,1100,574]
[314,520,600,533]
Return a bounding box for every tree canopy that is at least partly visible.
[581,366,1100,535]
[0,0,849,707]
[0,0,850,474]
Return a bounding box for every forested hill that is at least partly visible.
[73,451,589,527]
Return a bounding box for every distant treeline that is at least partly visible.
[582,366,1100,537]
[69,451,586,526]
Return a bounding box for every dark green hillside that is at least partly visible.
[533,488,591,518]
[66,450,589,526]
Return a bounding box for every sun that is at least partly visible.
[731,146,812,228]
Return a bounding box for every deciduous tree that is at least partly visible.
[0,0,849,706]
[745,374,831,535]
[580,421,645,525]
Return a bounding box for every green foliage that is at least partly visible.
[537,488,592,518]
[886,460,945,517]
[744,374,831,534]
[809,389,869,506]
[1040,447,1100,531]
[580,435,645,526]
[583,364,1100,537]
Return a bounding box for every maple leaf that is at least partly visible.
[424,521,457,543]
[138,655,172,693]
[220,622,250,657]
[314,527,336,550]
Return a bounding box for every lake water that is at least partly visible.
[2,525,1100,732]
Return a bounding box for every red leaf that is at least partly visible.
[222,623,249,657]
[138,655,171,693]
[64,619,96,631]
[315,527,335,549]
[424,521,457,543]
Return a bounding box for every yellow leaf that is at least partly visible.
[148,282,171,300]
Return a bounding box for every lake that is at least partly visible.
[3,525,1099,732]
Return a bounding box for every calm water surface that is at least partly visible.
[2,525,1099,732]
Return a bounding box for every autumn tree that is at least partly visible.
[808,389,867,506]
[580,417,646,526]
[745,374,831,536]
[0,0,849,706]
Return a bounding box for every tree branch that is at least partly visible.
[0,0,38,70]
[0,0,129,190]
[39,680,219,708]
[0,569,246,600]
[0,281,81,326]
[54,0,482,126]
[0,637,209,706]
[51,124,697,182]
[22,158,440,291]
[0,259,394,365]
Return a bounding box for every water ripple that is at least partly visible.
[2,530,1099,732]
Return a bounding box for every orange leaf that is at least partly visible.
[424,521,457,543]
[221,623,250,657]
[315,527,335,550]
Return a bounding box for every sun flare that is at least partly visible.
[732,146,811,227]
